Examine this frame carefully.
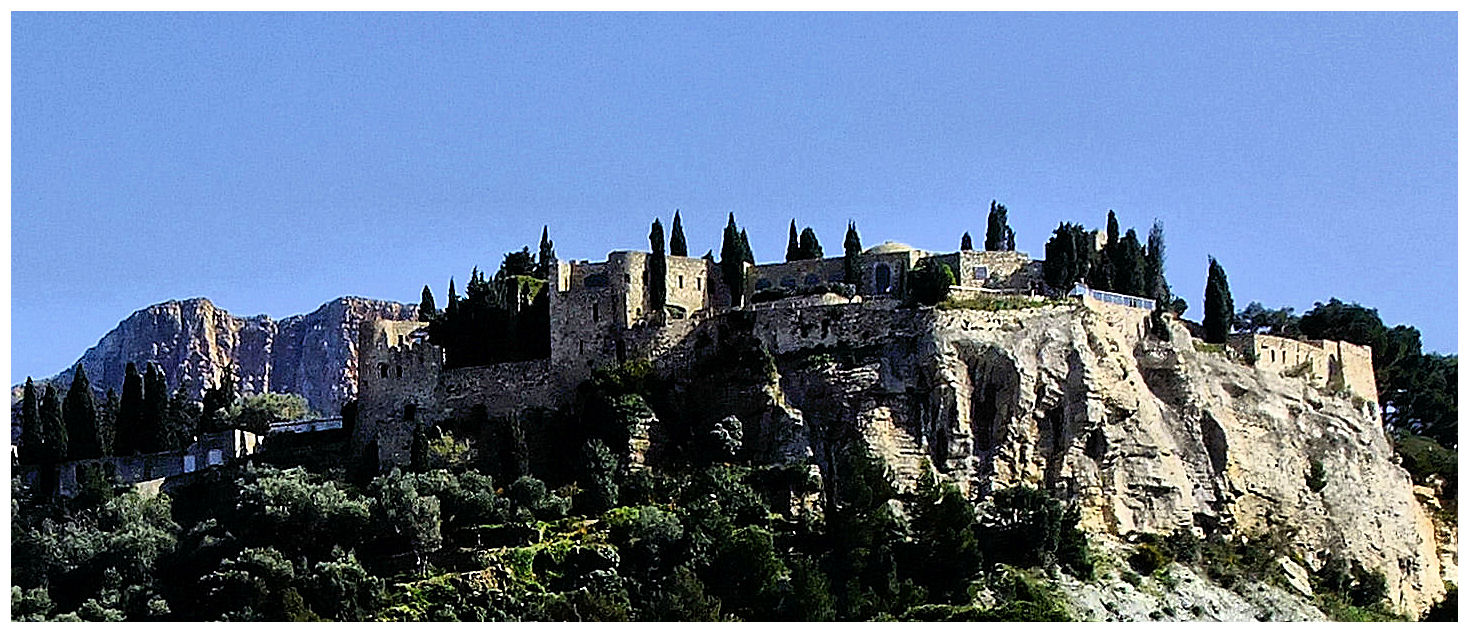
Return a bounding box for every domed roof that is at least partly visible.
[863,241,916,255]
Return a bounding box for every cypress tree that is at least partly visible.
[985,200,1015,251]
[63,364,101,460]
[117,362,144,456]
[786,220,801,262]
[740,229,754,264]
[1203,256,1235,344]
[798,227,823,259]
[20,377,42,465]
[1105,210,1120,249]
[961,232,973,251]
[419,285,437,321]
[446,278,459,313]
[1115,229,1147,297]
[201,370,236,434]
[38,384,66,464]
[649,218,667,314]
[843,221,863,286]
[720,213,745,306]
[168,379,198,448]
[669,211,688,257]
[99,388,118,456]
[538,225,557,278]
[142,363,172,452]
[1144,220,1170,305]
[1042,222,1093,292]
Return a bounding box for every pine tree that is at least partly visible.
[985,200,1014,251]
[798,227,823,259]
[786,220,801,262]
[843,221,863,286]
[99,388,118,456]
[38,384,66,464]
[669,211,688,257]
[720,214,745,306]
[1144,220,1170,305]
[419,285,437,322]
[142,363,172,452]
[117,362,144,455]
[63,364,101,460]
[537,225,557,278]
[19,377,42,465]
[649,218,667,314]
[961,232,973,251]
[1203,256,1235,344]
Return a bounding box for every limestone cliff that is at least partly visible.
[752,300,1445,617]
[30,297,417,415]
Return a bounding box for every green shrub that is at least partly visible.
[937,295,1050,311]
[1393,432,1457,500]
[1306,458,1328,493]
[1128,543,1171,576]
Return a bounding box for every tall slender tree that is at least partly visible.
[844,221,863,286]
[798,227,823,259]
[38,384,66,465]
[63,364,101,460]
[99,387,119,456]
[786,220,801,262]
[201,370,236,434]
[961,232,973,251]
[1144,220,1170,306]
[649,218,668,315]
[419,285,437,322]
[740,229,754,264]
[537,226,557,278]
[116,362,145,456]
[720,213,744,307]
[169,379,199,448]
[669,211,688,257]
[1114,229,1147,297]
[19,377,42,465]
[1203,256,1235,344]
[1105,210,1120,249]
[1042,222,1093,292]
[142,363,173,452]
[985,200,1015,251]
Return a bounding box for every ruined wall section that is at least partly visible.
[1231,333,1378,405]
[436,359,564,422]
[353,319,441,467]
[928,250,1036,291]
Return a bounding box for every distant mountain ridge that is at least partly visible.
[18,297,418,415]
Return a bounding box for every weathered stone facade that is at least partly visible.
[1229,333,1378,405]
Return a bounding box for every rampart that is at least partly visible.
[1230,333,1378,404]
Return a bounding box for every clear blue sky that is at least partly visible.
[11,12,1457,381]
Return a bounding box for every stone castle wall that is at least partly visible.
[1231,333,1378,404]
[354,320,442,467]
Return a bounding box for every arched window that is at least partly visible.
[874,264,893,294]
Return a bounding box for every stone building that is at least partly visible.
[1229,333,1378,404]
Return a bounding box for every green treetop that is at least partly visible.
[670,210,688,257]
[63,364,101,460]
[1203,256,1234,344]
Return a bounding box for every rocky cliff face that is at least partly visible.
[752,300,1445,617]
[32,297,417,415]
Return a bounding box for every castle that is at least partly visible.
[353,238,1378,469]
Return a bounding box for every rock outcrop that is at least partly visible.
[29,297,417,415]
[757,300,1445,616]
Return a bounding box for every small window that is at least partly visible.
[696,277,702,290]
[593,302,601,322]
[395,365,403,378]
[973,266,988,281]
[378,363,389,378]
[678,275,685,289]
